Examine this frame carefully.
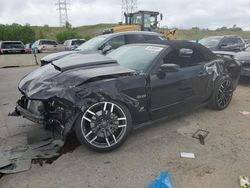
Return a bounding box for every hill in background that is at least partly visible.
[26,23,250,43]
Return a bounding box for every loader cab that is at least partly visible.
[125,11,161,31]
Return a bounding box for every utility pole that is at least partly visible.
[56,0,69,27]
[121,0,138,21]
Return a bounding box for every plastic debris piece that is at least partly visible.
[239,111,250,115]
[192,129,209,145]
[240,176,250,188]
[180,152,195,159]
[0,139,64,174]
[148,171,174,188]
[0,153,11,169]
[0,159,31,174]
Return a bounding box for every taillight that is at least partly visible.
[42,46,45,49]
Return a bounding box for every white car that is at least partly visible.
[32,39,62,53]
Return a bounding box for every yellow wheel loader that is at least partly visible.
[103,10,178,40]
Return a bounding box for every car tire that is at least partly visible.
[75,101,132,152]
[209,76,234,110]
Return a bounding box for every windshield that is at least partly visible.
[76,35,108,51]
[107,45,164,72]
[199,37,222,48]
[40,40,57,45]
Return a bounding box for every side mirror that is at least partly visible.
[159,64,180,72]
[102,45,113,54]
[219,43,228,49]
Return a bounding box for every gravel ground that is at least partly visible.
[0,67,250,188]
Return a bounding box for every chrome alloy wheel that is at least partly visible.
[80,102,127,149]
[216,79,233,109]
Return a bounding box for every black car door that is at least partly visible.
[150,46,210,119]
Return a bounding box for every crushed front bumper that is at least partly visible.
[16,104,45,124]
[14,95,79,137]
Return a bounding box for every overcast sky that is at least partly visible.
[0,0,250,30]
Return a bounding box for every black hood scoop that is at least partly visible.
[52,53,117,72]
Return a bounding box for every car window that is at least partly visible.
[106,35,126,49]
[143,35,164,42]
[63,40,68,46]
[221,37,235,45]
[163,48,206,68]
[126,34,145,43]
[236,37,244,44]
[71,40,85,46]
[40,40,58,45]
[76,35,108,51]
[199,37,222,48]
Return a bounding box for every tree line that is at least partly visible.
[0,23,84,44]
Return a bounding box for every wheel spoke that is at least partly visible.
[110,103,114,113]
[85,130,93,138]
[83,116,92,122]
[90,136,97,143]
[118,124,126,128]
[87,110,96,116]
[117,117,126,121]
[103,102,107,111]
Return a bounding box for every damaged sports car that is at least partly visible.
[13,41,241,152]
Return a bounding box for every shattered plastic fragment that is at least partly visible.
[239,111,250,115]
[0,159,31,174]
[180,152,195,159]
[0,139,64,174]
[148,171,174,188]
[0,153,11,169]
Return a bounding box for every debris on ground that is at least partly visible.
[148,171,174,188]
[0,139,64,174]
[192,129,209,145]
[240,176,250,188]
[180,152,195,159]
[239,111,250,115]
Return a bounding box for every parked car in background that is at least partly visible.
[25,43,33,53]
[40,31,167,66]
[64,39,86,51]
[235,46,250,77]
[0,41,25,54]
[14,41,241,151]
[31,39,60,53]
[199,35,245,52]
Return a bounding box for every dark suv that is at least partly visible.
[40,31,166,66]
[199,35,245,52]
[0,41,25,54]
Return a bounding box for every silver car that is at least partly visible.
[64,39,86,51]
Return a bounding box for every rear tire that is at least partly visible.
[75,101,132,152]
[209,76,233,110]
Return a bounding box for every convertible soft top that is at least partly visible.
[157,40,217,61]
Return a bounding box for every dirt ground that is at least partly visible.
[0,66,250,188]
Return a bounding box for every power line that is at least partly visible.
[56,0,69,27]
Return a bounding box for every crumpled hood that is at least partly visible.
[19,53,134,100]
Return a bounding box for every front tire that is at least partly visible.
[75,101,132,152]
[209,76,234,110]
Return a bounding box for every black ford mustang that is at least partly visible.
[14,41,241,152]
